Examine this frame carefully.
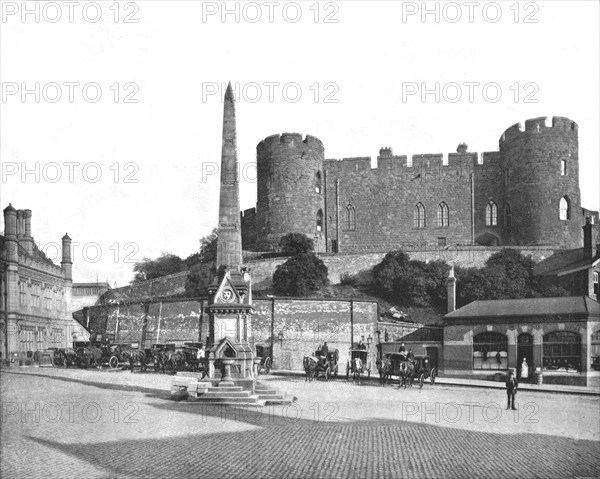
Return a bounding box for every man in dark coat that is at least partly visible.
[506,369,518,410]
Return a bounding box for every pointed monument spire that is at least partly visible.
[216,81,243,269]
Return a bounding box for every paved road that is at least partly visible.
[1,368,599,479]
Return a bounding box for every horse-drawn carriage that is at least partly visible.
[152,343,206,374]
[303,348,339,381]
[256,344,272,375]
[51,347,78,368]
[346,348,372,382]
[377,352,436,388]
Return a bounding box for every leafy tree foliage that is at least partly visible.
[371,248,568,309]
[455,249,569,307]
[371,251,449,307]
[279,233,314,256]
[273,253,329,296]
[132,253,185,283]
[184,229,221,297]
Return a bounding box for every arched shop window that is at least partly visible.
[473,332,508,370]
[543,331,581,372]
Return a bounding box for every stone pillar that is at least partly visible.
[447,267,456,314]
[532,328,543,372]
[507,328,517,371]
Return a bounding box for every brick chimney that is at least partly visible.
[447,266,456,313]
[583,217,593,258]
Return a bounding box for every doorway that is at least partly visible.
[517,333,533,379]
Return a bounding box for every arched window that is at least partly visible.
[345,204,356,230]
[560,159,567,176]
[505,203,512,227]
[485,201,497,226]
[316,209,323,231]
[559,196,570,220]
[543,331,581,372]
[315,171,322,194]
[414,203,426,228]
[473,332,508,370]
[437,202,449,228]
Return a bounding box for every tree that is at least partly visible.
[455,249,552,307]
[273,253,329,296]
[132,253,185,283]
[279,233,314,256]
[371,251,449,308]
[184,228,220,297]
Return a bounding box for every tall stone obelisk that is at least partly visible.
[205,82,256,382]
[216,82,243,268]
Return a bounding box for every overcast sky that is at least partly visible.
[1,1,599,287]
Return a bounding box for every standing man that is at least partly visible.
[506,369,518,410]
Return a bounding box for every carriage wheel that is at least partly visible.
[419,373,425,389]
[430,368,437,385]
[109,356,119,369]
[265,357,272,374]
[325,366,331,381]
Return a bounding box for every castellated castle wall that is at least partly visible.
[325,152,477,252]
[243,117,588,253]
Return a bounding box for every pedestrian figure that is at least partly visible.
[520,358,529,379]
[506,369,518,410]
[399,343,406,353]
[407,349,414,361]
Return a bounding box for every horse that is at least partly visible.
[376,358,393,385]
[303,356,317,382]
[398,360,415,388]
[129,349,147,373]
[352,357,364,384]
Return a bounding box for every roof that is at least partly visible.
[445,296,600,320]
[533,248,599,276]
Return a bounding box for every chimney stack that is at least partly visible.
[61,233,73,281]
[583,217,593,258]
[3,204,18,263]
[22,209,34,255]
[447,266,456,313]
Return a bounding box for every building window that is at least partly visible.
[505,203,512,227]
[594,271,598,296]
[316,209,323,232]
[485,201,497,226]
[437,202,449,227]
[561,159,567,176]
[414,202,426,228]
[315,171,322,194]
[559,196,570,220]
[19,282,27,306]
[592,331,600,364]
[504,169,510,188]
[345,204,356,230]
[473,332,508,370]
[543,331,580,372]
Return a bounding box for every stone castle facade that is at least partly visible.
[241,116,599,254]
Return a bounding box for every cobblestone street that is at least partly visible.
[2,368,599,479]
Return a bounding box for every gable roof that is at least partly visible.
[533,248,599,277]
[445,296,600,320]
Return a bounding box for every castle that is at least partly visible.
[241,116,599,253]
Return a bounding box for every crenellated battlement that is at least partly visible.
[257,132,324,152]
[500,116,578,144]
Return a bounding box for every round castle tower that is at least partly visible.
[255,133,325,251]
[499,116,581,247]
